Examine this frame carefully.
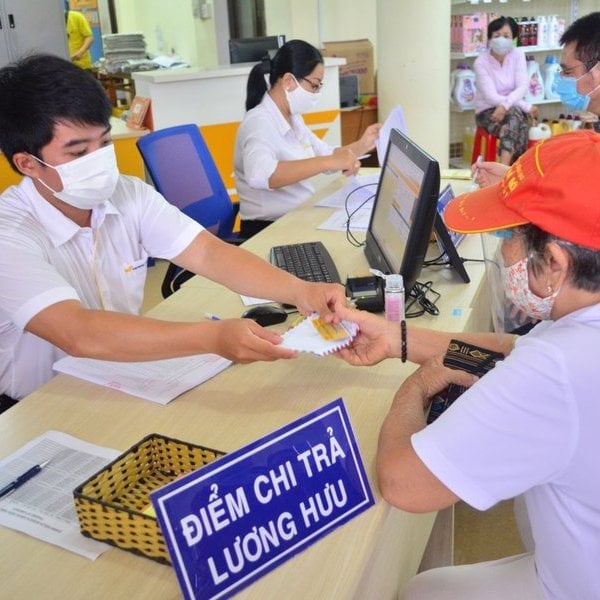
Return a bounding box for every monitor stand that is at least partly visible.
[433,213,470,283]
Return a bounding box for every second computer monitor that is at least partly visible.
[364,128,440,295]
[228,35,286,64]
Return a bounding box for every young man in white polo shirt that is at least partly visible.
[0,54,346,407]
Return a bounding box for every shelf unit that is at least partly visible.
[449,0,579,166]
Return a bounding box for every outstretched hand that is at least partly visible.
[212,319,297,363]
[332,304,397,366]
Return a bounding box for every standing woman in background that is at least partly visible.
[234,39,380,238]
[474,16,538,165]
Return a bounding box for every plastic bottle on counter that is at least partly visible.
[384,274,405,322]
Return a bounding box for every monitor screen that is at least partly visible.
[364,128,440,294]
[229,35,286,64]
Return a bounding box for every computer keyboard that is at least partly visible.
[269,241,341,284]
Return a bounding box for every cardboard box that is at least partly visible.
[322,39,375,95]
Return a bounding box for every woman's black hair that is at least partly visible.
[487,16,518,40]
[524,224,600,293]
[245,39,323,111]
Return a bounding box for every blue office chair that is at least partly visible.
[136,124,242,298]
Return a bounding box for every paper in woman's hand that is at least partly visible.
[280,314,359,356]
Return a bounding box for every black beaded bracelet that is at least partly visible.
[401,319,407,363]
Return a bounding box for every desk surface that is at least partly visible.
[0,176,489,599]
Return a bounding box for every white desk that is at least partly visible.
[0,176,491,599]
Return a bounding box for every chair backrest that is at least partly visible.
[136,124,236,238]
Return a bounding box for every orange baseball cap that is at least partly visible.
[443,130,600,250]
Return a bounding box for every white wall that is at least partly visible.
[114,0,217,66]
[264,0,377,56]
[377,0,450,166]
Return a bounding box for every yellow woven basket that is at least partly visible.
[73,433,225,564]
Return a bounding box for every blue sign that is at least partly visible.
[151,398,374,599]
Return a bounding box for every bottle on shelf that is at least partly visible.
[550,118,562,136]
[450,63,476,111]
[537,15,548,48]
[548,15,564,48]
[543,55,561,100]
[463,125,476,165]
[558,113,570,133]
[528,121,551,145]
[530,17,538,47]
[565,114,574,131]
[517,17,525,46]
[525,55,545,103]
[572,115,582,130]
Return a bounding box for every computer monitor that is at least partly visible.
[228,35,286,64]
[433,184,470,283]
[364,128,440,295]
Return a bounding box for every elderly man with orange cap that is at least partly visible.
[333,130,600,599]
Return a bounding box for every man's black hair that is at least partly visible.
[560,11,600,70]
[0,53,112,172]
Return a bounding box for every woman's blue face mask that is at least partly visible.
[553,65,600,112]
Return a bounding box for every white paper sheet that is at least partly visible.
[0,431,120,560]
[53,353,232,404]
[317,207,372,232]
[280,314,359,356]
[314,173,379,211]
[376,105,408,164]
[240,295,276,306]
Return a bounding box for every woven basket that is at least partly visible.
[73,433,225,564]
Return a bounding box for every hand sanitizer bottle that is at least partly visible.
[384,274,405,322]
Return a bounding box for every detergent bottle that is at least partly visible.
[543,55,560,100]
[525,55,545,103]
[450,63,477,111]
[528,121,551,146]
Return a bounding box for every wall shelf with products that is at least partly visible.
[448,0,581,167]
[451,45,562,60]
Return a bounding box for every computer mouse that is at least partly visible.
[241,305,288,327]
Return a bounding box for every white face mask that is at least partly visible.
[490,36,514,56]
[285,75,322,115]
[503,257,558,321]
[34,144,119,210]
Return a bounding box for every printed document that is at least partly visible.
[317,207,372,232]
[314,173,379,211]
[0,431,120,559]
[53,353,232,404]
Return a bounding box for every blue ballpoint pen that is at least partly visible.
[203,312,221,321]
[0,459,50,499]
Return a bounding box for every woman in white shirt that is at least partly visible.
[234,39,380,238]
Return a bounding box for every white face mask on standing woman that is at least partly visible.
[285,75,322,115]
[33,144,119,210]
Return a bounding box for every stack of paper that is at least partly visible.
[53,354,232,404]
